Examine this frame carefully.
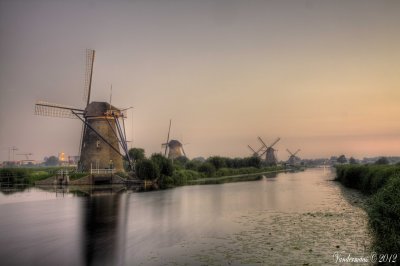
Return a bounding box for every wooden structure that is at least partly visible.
[34,49,133,173]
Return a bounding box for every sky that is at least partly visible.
[1,0,400,162]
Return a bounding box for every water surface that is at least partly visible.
[0,168,371,265]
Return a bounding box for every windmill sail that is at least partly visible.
[35,101,84,119]
[164,119,172,156]
[83,49,95,106]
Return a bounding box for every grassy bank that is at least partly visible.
[163,166,284,187]
[335,165,400,254]
[0,167,78,185]
[188,169,284,185]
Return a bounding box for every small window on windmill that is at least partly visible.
[96,140,100,149]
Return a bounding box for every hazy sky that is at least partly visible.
[1,0,400,162]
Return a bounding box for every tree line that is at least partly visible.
[128,148,265,187]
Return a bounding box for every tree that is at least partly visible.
[198,162,216,177]
[45,156,59,166]
[337,155,347,164]
[136,159,160,180]
[174,156,189,166]
[150,153,174,177]
[128,148,145,161]
[185,160,201,171]
[207,156,226,170]
[246,156,261,168]
[375,157,389,165]
[349,157,357,164]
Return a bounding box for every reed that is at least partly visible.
[335,165,400,254]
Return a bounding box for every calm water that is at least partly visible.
[0,168,371,265]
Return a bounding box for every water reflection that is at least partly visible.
[81,188,128,266]
[0,184,28,195]
[0,169,371,265]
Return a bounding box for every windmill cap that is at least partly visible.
[168,139,183,148]
[85,101,121,117]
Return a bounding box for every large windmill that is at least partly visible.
[286,149,301,165]
[35,49,133,173]
[161,120,187,159]
[257,137,280,165]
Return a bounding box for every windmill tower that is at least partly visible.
[34,49,133,173]
[287,149,301,166]
[161,120,187,159]
[257,137,280,165]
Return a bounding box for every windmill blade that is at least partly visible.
[257,136,269,148]
[35,101,84,119]
[83,49,95,107]
[286,149,294,156]
[293,149,301,156]
[256,145,265,154]
[259,149,267,157]
[269,137,281,148]
[164,119,172,156]
[248,145,257,154]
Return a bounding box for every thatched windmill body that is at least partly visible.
[161,120,187,159]
[248,137,280,165]
[35,49,133,173]
[287,149,301,165]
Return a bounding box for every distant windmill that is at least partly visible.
[257,137,280,165]
[34,49,133,173]
[247,144,265,158]
[286,149,301,165]
[161,120,187,159]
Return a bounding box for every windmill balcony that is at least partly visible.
[90,168,116,175]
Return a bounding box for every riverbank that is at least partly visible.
[166,165,286,185]
[188,168,287,185]
[0,165,287,188]
[335,164,400,254]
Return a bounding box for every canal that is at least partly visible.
[0,168,371,265]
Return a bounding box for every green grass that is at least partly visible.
[162,166,284,188]
[69,172,88,181]
[0,167,85,184]
[215,166,283,177]
[335,165,400,254]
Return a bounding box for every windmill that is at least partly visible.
[161,120,187,159]
[286,149,301,165]
[257,137,280,165]
[34,49,133,173]
[247,144,264,158]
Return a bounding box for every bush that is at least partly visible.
[136,159,160,180]
[368,176,400,253]
[174,156,189,166]
[375,157,389,165]
[335,165,400,254]
[150,153,174,177]
[198,162,216,177]
[207,156,227,170]
[335,165,400,194]
[185,160,201,171]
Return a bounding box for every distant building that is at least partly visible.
[58,152,69,166]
